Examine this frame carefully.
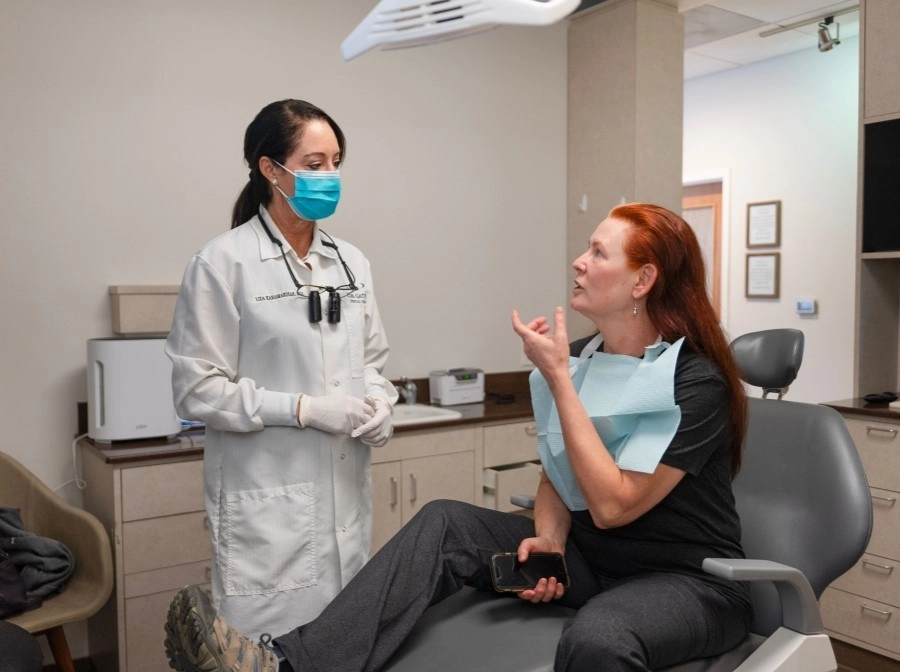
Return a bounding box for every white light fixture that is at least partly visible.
[759,5,856,54]
[341,0,580,61]
[817,16,840,52]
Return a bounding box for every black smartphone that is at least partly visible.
[490,552,570,593]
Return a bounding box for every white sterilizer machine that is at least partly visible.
[86,338,182,442]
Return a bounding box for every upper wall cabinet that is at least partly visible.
[863,0,900,120]
[855,0,900,397]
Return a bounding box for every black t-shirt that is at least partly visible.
[565,335,749,604]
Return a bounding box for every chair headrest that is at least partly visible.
[730,329,804,399]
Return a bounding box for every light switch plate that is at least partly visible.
[795,299,817,315]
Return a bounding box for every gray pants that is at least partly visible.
[0,621,42,672]
[274,500,751,672]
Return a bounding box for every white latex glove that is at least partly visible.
[351,395,393,447]
[299,395,374,436]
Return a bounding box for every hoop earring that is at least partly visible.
[633,300,638,318]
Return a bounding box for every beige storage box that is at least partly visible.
[109,285,180,335]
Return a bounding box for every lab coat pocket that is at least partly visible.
[343,296,366,388]
[222,482,318,596]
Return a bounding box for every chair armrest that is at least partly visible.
[510,494,536,509]
[702,558,822,635]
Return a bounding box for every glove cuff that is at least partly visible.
[297,394,308,428]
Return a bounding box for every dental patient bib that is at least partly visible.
[530,336,685,511]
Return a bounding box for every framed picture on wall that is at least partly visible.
[745,253,780,299]
[746,200,781,248]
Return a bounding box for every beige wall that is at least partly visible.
[684,37,860,404]
[0,2,567,478]
[0,1,568,659]
[567,0,683,336]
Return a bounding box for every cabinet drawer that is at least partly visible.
[483,421,538,468]
[376,427,476,463]
[122,511,210,574]
[843,417,900,492]
[821,586,900,655]
[831,553,900,606]
[124,559,213,599]
[869,486,900,560]
[121,460,204,521]
[483,462,542,512]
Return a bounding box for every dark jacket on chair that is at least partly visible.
[0,507,75,607]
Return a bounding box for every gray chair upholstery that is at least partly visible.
[730,328,803,399]
[382,329,872,672]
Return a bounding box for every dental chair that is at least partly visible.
[383,328,873,672]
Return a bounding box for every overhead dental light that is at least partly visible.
[341,0,580,61]
[817,16,840,52]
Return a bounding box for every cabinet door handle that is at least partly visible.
[390,477,398,508]
[861,604,893,618]
[523,425,538,437]
[203,516,210,530]
[205,566,212,582]
[409,473,417,503]
[865,426,897,437]
[863,559,895,573]
[871,494,897,506]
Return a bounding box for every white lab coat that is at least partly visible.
[166,208,398,639]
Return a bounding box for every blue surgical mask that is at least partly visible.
[274,160,341,221]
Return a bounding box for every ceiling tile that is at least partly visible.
[684,51,740,79]
[684,5,765,49]
[677,1,860,78]
[706,0,858,24]
[688,25,822,65]
[792,13,860,37]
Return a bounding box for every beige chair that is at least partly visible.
[0,451,113,672]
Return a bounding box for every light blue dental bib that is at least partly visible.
[530,336,685,511]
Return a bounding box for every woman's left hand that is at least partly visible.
[515,536,566,603]
[351,396,393,447]
[511,307,570,385]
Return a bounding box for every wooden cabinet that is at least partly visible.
[370,426,480,554]
[80,415,537,666]
[81,448,212,672]
[370,418,541,553]
[820,414,900,661]
[863,0,900,121]
[481,419,541,513]
[844,8,900,655]
[854,0,900,397]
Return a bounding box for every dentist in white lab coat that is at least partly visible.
[166,99,398,640]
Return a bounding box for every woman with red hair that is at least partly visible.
[165,203,751,672]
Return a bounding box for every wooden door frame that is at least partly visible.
[683,172,731,329]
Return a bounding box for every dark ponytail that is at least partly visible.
[232,169,272,229]
[230,99,347,229]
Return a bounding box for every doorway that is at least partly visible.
[682,181,723,317]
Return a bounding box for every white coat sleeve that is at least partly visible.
[360,261,399,407]
[166,255,298,432]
